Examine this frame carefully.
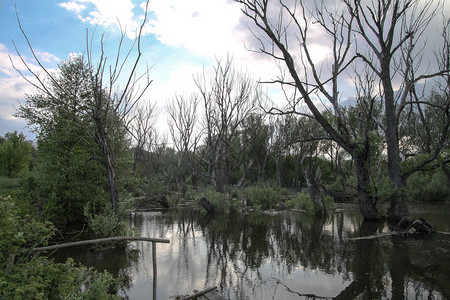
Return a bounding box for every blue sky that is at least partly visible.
[1,0,448,141]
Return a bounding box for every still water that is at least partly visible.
[55,204,450,299]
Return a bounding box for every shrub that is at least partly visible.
[197,188,229,212]
[0,196,119,299]
[286,192,315,213]
[324,195,337,211]
[405,170,449,202]
[0,176,21,196]
[84,202,133,250]
[244,185,282,209]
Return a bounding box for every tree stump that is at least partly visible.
[397,217,435,234]
[198,197,215,213]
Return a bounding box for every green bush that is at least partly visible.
[244,185,282,209]
[168,192,183,206]
[0,176,21,196]
[405,170,449,202]
[198,188,229,212]
[324,195,337,211]
[84,204,130,240]
[286,192,315,213]
[0,196,119,299]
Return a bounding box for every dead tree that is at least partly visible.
[236,0,449,220]
[236,0,382,219]
[343,0,449,219]
[194,57,258,193]
[129,102,158,173]
[166,94,200,192]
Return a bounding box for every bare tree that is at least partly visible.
[195,57,258,193]
[13,2,152,213]
[166,94,200,192]
[343,0,449,219]
[237,0,383,219]
[129,102,158,172]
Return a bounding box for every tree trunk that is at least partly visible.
[304,167,326,215]
[97,125,119,213]
[275,157,282,187]
[354,156,380,220]
[105,150,119,213]
[381,61,409,220]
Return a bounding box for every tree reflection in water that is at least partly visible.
[59,207,450,299]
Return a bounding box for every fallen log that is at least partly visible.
[29,236,170,253]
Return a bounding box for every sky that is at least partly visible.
[1,0,448,141]
[0,0,279,141]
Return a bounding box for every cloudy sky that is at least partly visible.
[1,0,448,140]
[0,0,278,140]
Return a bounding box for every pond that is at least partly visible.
[54,203,450,299]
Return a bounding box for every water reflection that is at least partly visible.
[57,205,450,299]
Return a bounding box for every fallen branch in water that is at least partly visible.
[347,231,450,241]
[29,236,170,252]
[346,232,399,241]
[181,286,222,300]
[284,283,333,299]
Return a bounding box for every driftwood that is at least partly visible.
[30,236,170,252]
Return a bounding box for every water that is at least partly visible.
[54,204,450,299]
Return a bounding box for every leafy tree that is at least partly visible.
[16,55,136,216]
[13,3,151,213]
[0,131,32,177]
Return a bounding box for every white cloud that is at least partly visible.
[59,0,141,38]
[0,44,60,138]
[36,51,60,64]
[145,0,245,57]
[0,43,58,78]
[59,1,86,13]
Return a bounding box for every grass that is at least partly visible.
[0,176,21,196]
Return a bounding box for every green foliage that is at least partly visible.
[20,120,109,227]
[285,192,315,213]
[0,176,21,197]
[324,195,337,211]
[370,177,396,204]
[168,192,183,206]
[244,185,282,209]
[84,203,131,241]
[2,257,118,300]
[198,188,230,212]
[0,196,119,299]
[16,56,135,224]
[0,131,32,177]
[405,170,449,202]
